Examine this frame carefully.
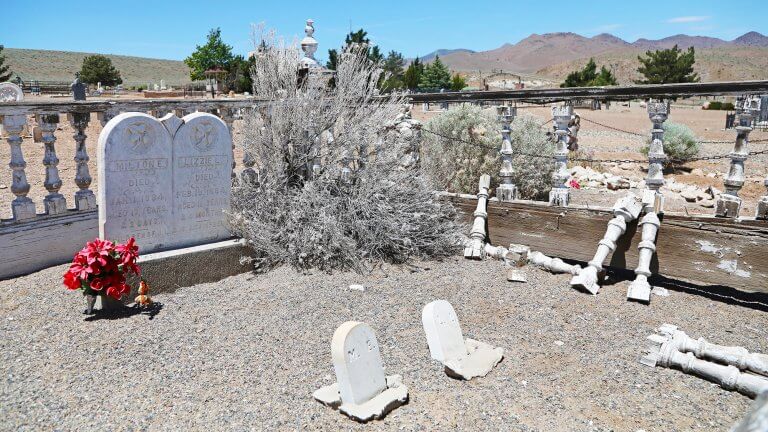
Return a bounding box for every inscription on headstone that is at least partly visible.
[331,321,387,406]
[98,113,173,251]
[98,112,233,252]
[172,113,232,246]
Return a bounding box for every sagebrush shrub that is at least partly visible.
[641,121,700,162]
[229,31,463,273]
[422,106,555,199]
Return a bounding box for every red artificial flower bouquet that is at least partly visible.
[63,237,140,300]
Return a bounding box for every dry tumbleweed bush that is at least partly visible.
[230,31,462,273]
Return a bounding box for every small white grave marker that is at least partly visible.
[313,321,408,422]
[422,300,504,380]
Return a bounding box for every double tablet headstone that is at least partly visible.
[98,112,232,252]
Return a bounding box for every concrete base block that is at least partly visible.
[549,188,570,207]
[122,239,250,300]
[443,338,504,380]
[44,195,68,216]
[496,185,518,202]
[313,375,408,422]
[570,266,600,295]
[715,195,742,218]
[74,191,97,211]
[627,278,652,303]
[756,197,768,220]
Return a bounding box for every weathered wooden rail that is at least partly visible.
[448,195,768,293]
[407,80,768,103]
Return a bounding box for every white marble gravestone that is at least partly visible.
[98,112,232,253]
[99,113,173,251]
[422,300,504,380]
[313,321,408,422]
[170,113,232,246]
[422,300,467,363]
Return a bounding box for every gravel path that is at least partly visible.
[2,257,767,431]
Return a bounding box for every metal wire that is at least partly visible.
[421,126,768,165]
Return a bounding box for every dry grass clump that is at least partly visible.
[229,30,462,273]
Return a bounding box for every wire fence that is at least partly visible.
[420,126,768,165]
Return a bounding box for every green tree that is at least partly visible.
[403,57,424,90]
[561,58,617,87]
[226,54,255,93]
[184,28,234,81]
[419,55,452,90]
[636,45,699,84]
[381,50,405,91]
[79,55,122,86]
[450,73,467,91]
[326,28,383,70]
[0,45,12,82]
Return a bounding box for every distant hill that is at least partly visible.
[2,48,192,85]
[419,49,475,62]
[428,31,768,82]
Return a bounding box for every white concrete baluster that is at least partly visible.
[68,112,96,211]
[549,103,572,206]
[627,211,661,303]
[219,107,237,180]
[644,101,668,213]
[37,113,67,215]
[4,115,36,220]
[97,108,119,128]
[570,194,642,294]
[496,105,518,202]
[716,105,752,218]
[464,174,491,259]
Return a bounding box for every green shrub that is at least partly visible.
[722,102,735,110]
[708,101,722,110]
[641,121,700,162]
[422,105,554,199]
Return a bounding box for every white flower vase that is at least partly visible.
[84,294,97,315]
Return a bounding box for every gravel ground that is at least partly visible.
[2,256,767,431]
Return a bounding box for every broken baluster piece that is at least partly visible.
[422,300,503,380]
[641,335,768,398]
[528,250,581,275]
[627,211,661,303]
[570,194,642,295]
[464,174,491,260]
[649,324,768,377]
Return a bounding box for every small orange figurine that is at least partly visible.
[134,280,153,307]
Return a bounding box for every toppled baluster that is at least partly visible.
[649,324,768,377]
[627,211,661,303]
[4,115,36,220]
[464,174,491,259]
[642,329,768,398]
[570,194,642,295]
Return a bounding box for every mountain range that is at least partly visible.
[422,31,768,83]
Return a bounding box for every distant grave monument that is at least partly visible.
[0,82,24,102]
[71,73,86,101]
[98,112,232,253]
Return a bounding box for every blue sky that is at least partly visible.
[2,0,766,62]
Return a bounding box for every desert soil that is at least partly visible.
[1,257,766,431]
[2,96,767,219]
